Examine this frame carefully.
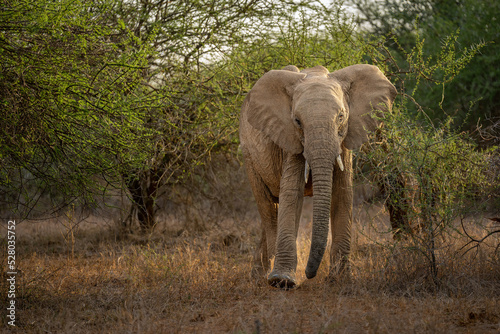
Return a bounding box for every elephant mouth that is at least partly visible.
[304,161,313,197]
[303,155,344,198]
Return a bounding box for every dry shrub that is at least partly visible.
[121,152,256,235]
[347,201,500,295]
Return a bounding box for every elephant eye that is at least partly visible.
[294,117,302,128]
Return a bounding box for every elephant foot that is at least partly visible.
[267,271,297,290]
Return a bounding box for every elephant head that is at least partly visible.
[246,64,397,281]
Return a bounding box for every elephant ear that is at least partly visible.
[246,70,306,154]
[330,64,397,150]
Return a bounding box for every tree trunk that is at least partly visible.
[126,169,160,231]
[380,169,413,238]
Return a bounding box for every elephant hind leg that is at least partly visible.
[251,229,269,279]
[251,200,278,280]
[252,196,278,278]
[244,161,278,279]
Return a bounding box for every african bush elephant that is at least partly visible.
[239,64,397,289]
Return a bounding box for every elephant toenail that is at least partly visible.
[267,273,297,290]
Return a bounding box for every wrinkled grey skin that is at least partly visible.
[239,64,396,289]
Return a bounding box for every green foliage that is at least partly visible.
[367,27,486,122]
[2,0,496,244]
[360,103,496,281]
[2,0,366,222]
[0,0,163,215]
[365,106,493,219]
[351,0,500,129]
[221,1,367,78]
[346,9,500,280]
[356,29,498,280]
[111,0,369,229]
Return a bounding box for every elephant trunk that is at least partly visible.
[304,147,336,279]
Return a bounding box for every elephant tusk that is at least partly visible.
[336,155,344,171]
[304,160,310,183]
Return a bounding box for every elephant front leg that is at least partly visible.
[268,154,305,289]
[329,148,353,281]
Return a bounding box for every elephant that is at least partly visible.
[239,64,397,289]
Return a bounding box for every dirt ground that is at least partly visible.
[1,197,499,333]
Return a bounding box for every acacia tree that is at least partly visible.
[0,0,365,227]
[0,0,164,218]
[350,0,500,130]
[355,28,497,283]
[103,0,272,230]
[110,0,367,231]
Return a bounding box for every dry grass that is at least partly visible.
[1,198,499,333]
